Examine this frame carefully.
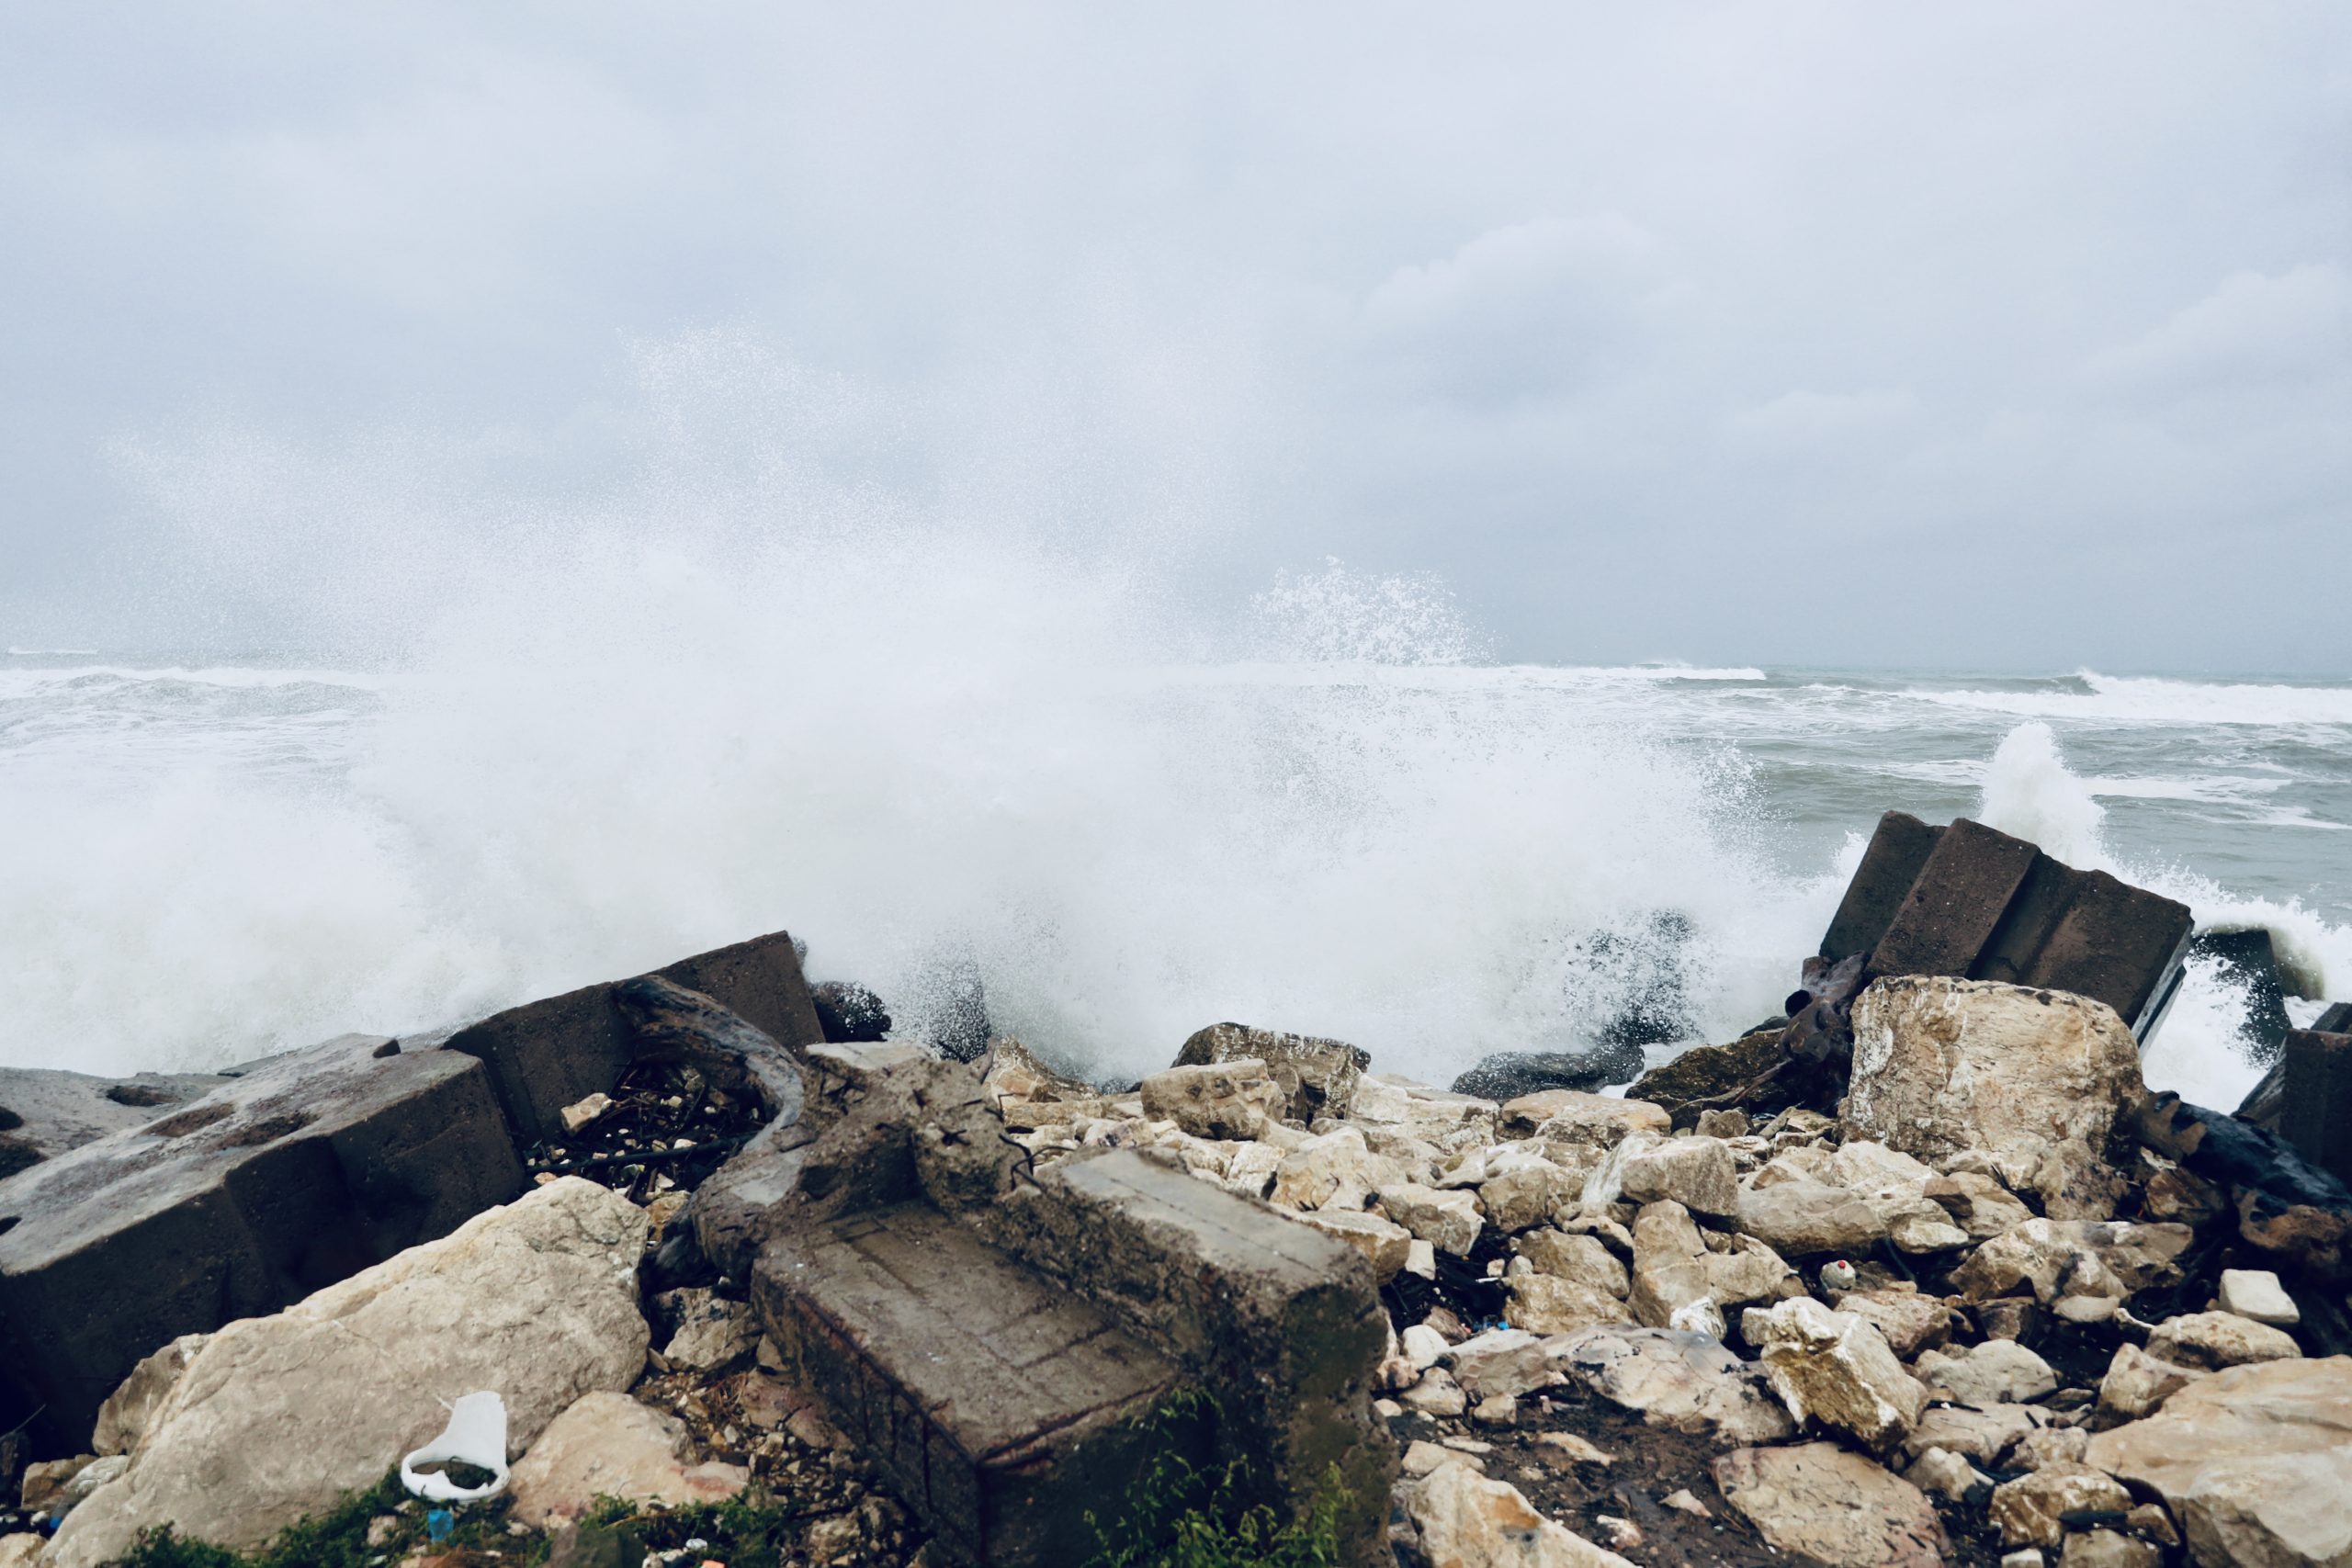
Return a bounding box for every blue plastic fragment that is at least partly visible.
[426,1507,456,1542]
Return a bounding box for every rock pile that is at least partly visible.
[974,963,2349,1562]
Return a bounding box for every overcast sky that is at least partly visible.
[4,4,2346,671]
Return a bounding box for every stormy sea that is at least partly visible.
[6,636,2346,1110]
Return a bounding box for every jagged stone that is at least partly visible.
[2096,1343,2206,1423]
[1627,1201,1723,1338]
[1447,1329,1560,1402]
[1405,1460,1636,1568]
[1926,1171,2038,1239]
[2217,1268,2301,1326]
[1174,1023,1370,1123]
[1835,1289,1952,1359]
[1551,1325,1794,1448]
[1507,1274,1634,1336]
[2086,1358,2352,1568]
[1619,1136,1739,1220]
[1711,1442,1945,1568]
[1378,1182,1485,1257]
[1742,1296,1927,1452]
[508,1392,749,1528]
[1914,1339,2058,1404]
[1735,1179,1887,1256]
[2006,1427,2090,1472]
[1989,1466,2135,1551]
[1514,1230,1628,1297]
[1478,1158,1582,1234]
[1351,1077,1500,1145]
[1903,1402,2043,1466]
[2144,1309,2303,1370]
[1909,1445,1991,1504]
[2061,1529,2161,1568]
[1848,977,2149,1219]
[1498,1090,1667,1147]
[1139,1059,1286,1141]
[1702,1234,1795,1311]
[1296,1209,1413,1281]
[1950,1218,2193,1303]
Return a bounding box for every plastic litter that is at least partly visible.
[426,1508,455,1542]
[1819,1259,1858,1292]
[401,1389,510,1503]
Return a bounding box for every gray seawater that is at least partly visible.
[4,651,2346,1111]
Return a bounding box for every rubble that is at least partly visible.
[4,821,2343,1568]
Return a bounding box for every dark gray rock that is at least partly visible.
[809,980,892,1043]
[1450,1044,1643,1101]
[0,1034,523,1450]
[435,929,823,1144]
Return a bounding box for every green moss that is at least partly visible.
[107,1471,541,1568]
[1084,1391,1350,1568]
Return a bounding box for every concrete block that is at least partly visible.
[0,1035,522,1450]
[756,1203,1188,1566]
[978,1149,1394,1559]
[1820,816,2192,1041]
[2278,1029,2352,1189]
[1821,812,1943,964]
[1870,818,2041,980]
[0,1069,233,1179]
[435,931,824,1145]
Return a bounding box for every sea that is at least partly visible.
[6,639,2346,1112]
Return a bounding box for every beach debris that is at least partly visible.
[401,1391,510,1503]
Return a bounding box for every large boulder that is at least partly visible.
[507,1392,748,1528]
[1551,1325,1794,1447]
[2144,1310,2303,1371]
[1174,1023,1370,1122]
[1712,1442,1944,1568]
[1741,1296,1927,1452]
[1450,1045,1644,1103]
[1405,1459,1636,1568]
[1735,1179,1887,1257]
[1627,1201,1722,1338]
[1950,1218,2194,1303]
[2085,1356,2352,1568]
[1626,1029,1789,1127]
[49,1179,650,1566]
[1619,1136,1738,1220]
[1139,1059,1285,1140]
[1847,976,2147,1218]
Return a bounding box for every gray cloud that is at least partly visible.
[2,3,2346,671]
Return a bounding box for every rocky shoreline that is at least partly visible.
[0,811,2346,1567]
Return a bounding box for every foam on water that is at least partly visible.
[1977,720,2352,1107]
[3,342,2346,1100]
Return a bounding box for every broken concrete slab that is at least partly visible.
[729,1022,1392,1565]
[434,929,824,1145]
[1817,813,2192,1040]
[0,1033,523,1452]
[2275,1027,2352,1189]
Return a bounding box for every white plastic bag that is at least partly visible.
[400,1390,510,1502]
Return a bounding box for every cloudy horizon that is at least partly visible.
[5,4,2347,672]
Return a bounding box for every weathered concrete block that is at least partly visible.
[0,1034,522,1450]
[1820,811,1943,964]
[435,931,824,1144]
[976,1149,1394,1559]
[1820,814,2192,1039]
[2277,1028,2352,1189]
[756,1203,1188,1566]
[0,1068,233,1179]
